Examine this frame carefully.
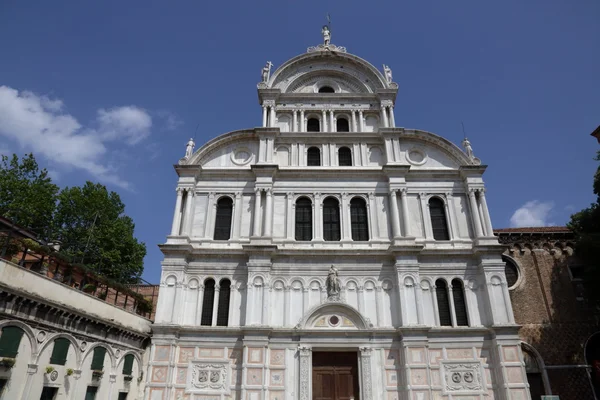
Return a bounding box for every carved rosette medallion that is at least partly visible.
[188,360,230,395]
[441,361,484,394]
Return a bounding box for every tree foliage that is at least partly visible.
[0,153,146,283]
[0,154,59,239]
[568,151,600,302]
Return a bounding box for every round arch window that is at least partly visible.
[318,86,335,93]
[504,257,520,288]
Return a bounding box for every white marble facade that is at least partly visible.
[150,36,531,400]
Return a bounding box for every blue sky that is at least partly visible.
[0,0,598,282]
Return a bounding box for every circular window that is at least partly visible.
[231,148,253,165]
[329,315,340,326]
[406,148,427,165]
[504,257,520,289]
[319,86,335,93]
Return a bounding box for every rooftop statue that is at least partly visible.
[383,64,393,84]
[185,138,195,159]
[261,61,273,83]
[322,25,331,46]
[462,137,475,161]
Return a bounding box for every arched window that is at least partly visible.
[522,345,546,399]
[50,338,70,365]
[323,197,341,241]
[216,279,231,326]
[429,197,450,240]
[350,197,369,241]
[307,147,321,166]
[318,86,335,93]
[307,118,320,132]
[435,279,452,326]
[201,278,216,326]
[336,118,350,132]
[295,197,313,241]
[338,146,352,166]
[0,326,24,358]
[451,279,469,326]
[213,197,233,240]
[91,346,107,370]
[122,354,134,375]
[504,257,519,288]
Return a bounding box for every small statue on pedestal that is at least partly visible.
[185,138,195,159]
[326,265,341,301]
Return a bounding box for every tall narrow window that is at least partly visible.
[336,118,350,132]
[522,346,546,399]
[429,197,450,240]
[307,147,321,166]
[295,197,313,241]
[435,279,452,326]
[307,118,320,132]
[338,146,352,166]
[214,197,233,240]
[350,197,369,241]
[201,279,216,326]
[0,326,24,358]
[451,279,469,326]
[85,386,98,400]
[122,354,134,375]
[323,197,341,241]
[50,338,70,365]
[91,347,107,370]
[217,279,231,326]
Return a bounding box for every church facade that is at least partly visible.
[150,32,531,400]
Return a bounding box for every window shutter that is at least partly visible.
[90,347,106,370]
[216,280,231,326]
[50,338,70,365]
[350,198,369,241]
[429,198,450,240]
[435,280,452,326]
[451,279,469,326]
[122,354,134,375]
[0,326,24,358]
[201,279,216,326]
[213,197,233,240]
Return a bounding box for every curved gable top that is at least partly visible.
[185,129,257,166]
[267,50,392,94]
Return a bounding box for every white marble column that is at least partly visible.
[468,189,484,238]
[262,105,268,127]
[262,284,270,325]
[196,284,204,325]
[358,347,373,400]
[204,192,216,238]
[445,192,459,240]
[283,286,290,326]
[358,110,364,132]
[357,286,365,314]
[389,106,396,127]
[211,285,220,326]
[443,193,455,240]
[432,282,441,326]
[232,192,242,239]
[419,193,434,240]
[329,109,335,132]
[367,192,378,240]
[381,105,389,127]
[389,189,401,239]
[170,188,184,235]
[478,189,494,236]
[341,193,351,240]
[298,346,312,400]
[292,110,298,132]
[286,192,294,240]
[252,188,262,237]
[183,189,195,236]
[399,188,411,237]
[300,110,305,131]
[375,286,383,327]
[447,285,457,327]
[321,110,327,132]
[264,188,273,237]
[314,193,322,240]
[351,110,357,132]
[269,106,276,128]
[266,138,274,163]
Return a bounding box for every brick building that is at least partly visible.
[496,227,600,399]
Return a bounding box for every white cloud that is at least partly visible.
[0,86,155,189]
[510,200,555,227]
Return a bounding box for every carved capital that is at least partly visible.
[298,345,312,357]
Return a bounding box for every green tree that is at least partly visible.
[53,182,146,283]
[0,153,59,238]
[568,151,600,303]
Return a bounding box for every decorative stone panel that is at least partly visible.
[151,366,168,383]
[247,347,263,364]
[154,345,170,361]
[270,349,285,365]
[246,368,263,385]
[187,359,230,396]
[179,347,195,363]
[441,361,485,395]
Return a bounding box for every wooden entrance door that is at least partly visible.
[312,352,359,400]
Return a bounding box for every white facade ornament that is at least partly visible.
[462,137,474,161]
[321,25,331,45]
[442,361,484,394]
[184,138,195,159]
[326,265,341,301]
[261,61,273,83]
[383,64,393,84]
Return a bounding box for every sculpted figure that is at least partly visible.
[261,61,272,83]
[326,265,341,300]
[322,25,331,45]
[462,137,475,161]
[383,64,393,83]
[185,138,195,159]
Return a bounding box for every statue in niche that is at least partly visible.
[322,25,331,46]
[261,61,273,83]
[185,138,195,159]
[462,137,475,161]
[326,265,341,301]
[383,64,393,83]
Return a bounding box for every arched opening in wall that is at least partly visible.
[91,346,107,370]
[213,197,233,240]
[522,344,547,399]
[0,326,25,358]
[307,146,321,166]
[451,279,469,326]
[217,279,231,326]
[201,278,216,326]
[585,332,600,398]
[122,354,134,375]
[350,197,369,241]
[435,279,452,326]
[503,256,520,289]
[307,118,320,132]
[295,197,313,241]
[318,86,335,93]
[50,338,70,365]
[336,118,350,132]
[323,197,341,241]
[338,146,352,166]
[429,197,450,241]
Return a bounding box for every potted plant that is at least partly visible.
[66,368,74,376]
[0,357,16,369]
[45,366,55,374]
